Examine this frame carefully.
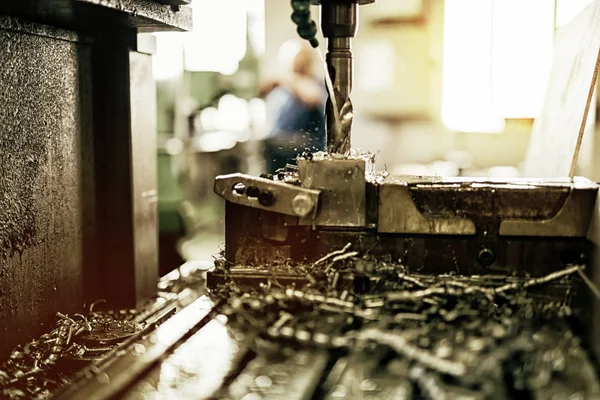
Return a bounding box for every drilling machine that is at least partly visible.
[200,0,600,390]
[209,1,597,296]
[40,2,600,399]
[208,0,600,375]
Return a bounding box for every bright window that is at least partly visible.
[184,0,248,75]
[153,33,185,81]
[153,1,266,78]
[442,0,554,133]
[555,0,594,27]
[247,0,266,57]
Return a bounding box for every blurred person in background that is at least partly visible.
[260,39,327,173]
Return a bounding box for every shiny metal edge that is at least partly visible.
[500,187,598,237]
[378,183,477,235]
[214,173,321,219]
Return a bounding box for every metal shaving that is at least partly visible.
[210,249,600,399]
[0,260,207,399]
[313,242,352,266]
[0,309,143,399]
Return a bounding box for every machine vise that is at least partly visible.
[208,0,600,350]
[210,155,597,283]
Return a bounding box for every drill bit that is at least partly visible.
[321,1,358,154]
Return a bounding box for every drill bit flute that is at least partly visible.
[293,0,375,154]
[320,1,358,154]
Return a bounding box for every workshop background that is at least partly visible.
[153,0,600,273]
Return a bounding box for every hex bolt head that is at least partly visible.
[246,186,260,198]
[292,194,315,217]
[232,183,246,195]
[258,190,276,206]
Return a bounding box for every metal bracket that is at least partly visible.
[214,173,321,219]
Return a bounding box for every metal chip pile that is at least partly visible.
[0,306,142,400]
[0,262,206,400]
[210,244,600,399]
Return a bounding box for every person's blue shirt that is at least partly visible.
[266,81,326,152]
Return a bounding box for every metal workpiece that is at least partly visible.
[214,173,321,219]
[298,157,368,226]
[214,157,374,227]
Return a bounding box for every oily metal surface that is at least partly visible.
[0,22,94,358]
[0,0,192,33]
[74,0,192,32]
[0,262,206,399]
[130,50,160,302]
